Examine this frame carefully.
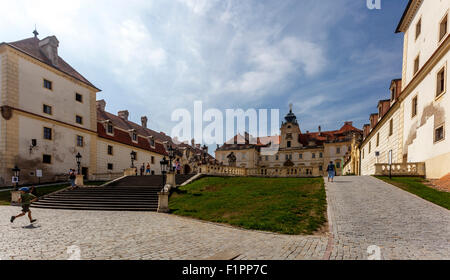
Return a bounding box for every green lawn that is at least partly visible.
[376,176,450,210]
[169,176,327,235]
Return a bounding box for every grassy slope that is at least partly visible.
[376,176,450,210]
[169,176,327,235]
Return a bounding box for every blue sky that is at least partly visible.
[1,0,409,147]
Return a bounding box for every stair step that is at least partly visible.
[31,205,157,211]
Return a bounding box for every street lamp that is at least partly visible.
[130,151,137,168]
[12,165,20,190]
[168,145,176,172]
[75,153,82,175]
[160,156,169,188]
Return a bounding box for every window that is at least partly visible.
[149,138,155,147]
[319,166,323,171]
[319,152,323,158]
[336,147,341,154]
[287,141,291,148]
[285,154,289,160]
[107,123,114,134]
[415,18,421,39]
[289,154,292,160]
[336,162,341,169]
[376,133,380,147]
[76,135,84,147]
[286,133,292,139]
[151,156,155,164]
[43,79,52,90]
[43,154,52,164]
[76,115,83,125]
[107,163,113,170]
[362,149,365,159]
[43,104,52,115]
[440,14,448,42]
[312,153,316,159]
[75,93,83,103]
[107,145,113,155]
[132,133,137,142]
[43,127,52,140]
[276,155,279,161]
[299,153,303,159]
[437,66,446,97]
[435,125,445,143]
[389,119,394,136]
[414,55,420,75]
[391,87,396,101]
[369,142,371,153]
[412,96,418,117]
[265,156,268,161]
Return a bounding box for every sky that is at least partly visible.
[0,0,409,150]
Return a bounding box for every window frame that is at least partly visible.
[76,135,84,147]
[75,93,83,103]
[436,63,447,99]
[413,54,420,76]
[415,17,422,40]
[43,104,52,115]
[107,145,114,156]
[43,127,52,141]
[43,154,52,164]
[439,12,448,44]
[43,79,53,91]
[434,124,445,144]
[76,115,83,125]
[411,95,418,118]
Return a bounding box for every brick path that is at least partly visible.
[0,206,328,260]
[325,176,450,260]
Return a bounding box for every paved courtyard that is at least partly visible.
[326,176,450,260]
[0,206,328,260]
[1,176,449,260]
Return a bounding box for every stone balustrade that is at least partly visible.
[375,162,426,177]
[200,165,321,178]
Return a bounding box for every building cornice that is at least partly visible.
[396,0,423,33]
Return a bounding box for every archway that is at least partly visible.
[184,165,191,174]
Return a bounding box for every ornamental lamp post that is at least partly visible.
[160,156,169,188]
[12,165,20,190]
[75,153,82,175]
[130,151,137,168]
[168,145,175,172]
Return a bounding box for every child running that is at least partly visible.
[10,187,38,224]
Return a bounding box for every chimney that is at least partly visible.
[39,36,59,66]
[318,126,322,135]
[96,99,106,111]
[191,139,195,147]
[345,121,353,126]
[118,110,129,121]
[141,116,148,129]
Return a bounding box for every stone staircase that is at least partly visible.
[31,174,197,212]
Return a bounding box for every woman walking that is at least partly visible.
[327,161,336,182]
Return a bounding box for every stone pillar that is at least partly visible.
[10,191,21,206]
[166,172,176,187]
[75,174,84,186]
[157,191,169,213]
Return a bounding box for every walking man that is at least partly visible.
[69,169,77,190]
[10,187,38,224]
[327,161,336,182]
[140,163,145,176]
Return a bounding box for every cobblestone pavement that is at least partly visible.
[0,206,328,260]
[325,176,450,260]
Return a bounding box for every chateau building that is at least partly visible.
[216,106,362,176]
[357,0,450,179]
[0,33,202,186]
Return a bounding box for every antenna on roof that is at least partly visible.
[33,25,39,38]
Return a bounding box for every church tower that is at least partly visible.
[280,104,302,149]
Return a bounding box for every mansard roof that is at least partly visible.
[5,36,100,91]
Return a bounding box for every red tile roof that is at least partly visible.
[6,37,100,91]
